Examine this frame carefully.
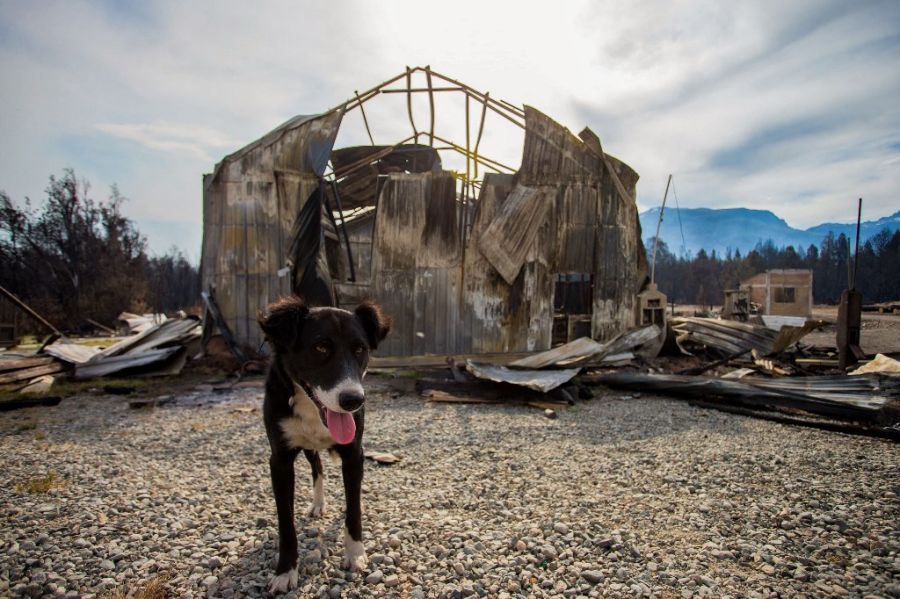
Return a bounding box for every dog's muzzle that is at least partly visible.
[338,392,364,413]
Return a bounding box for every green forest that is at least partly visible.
[650,229,900,307]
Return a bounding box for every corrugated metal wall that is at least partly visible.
[462,173,517,353]
[371,172,463,356]
[201,112,342,349]
[203,104,645,354]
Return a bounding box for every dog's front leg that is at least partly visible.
[269,451,299,593]
[303,449,325,517]
[340,447,367,571]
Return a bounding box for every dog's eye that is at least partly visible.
[313,342,331,355]
[353,344,365,355]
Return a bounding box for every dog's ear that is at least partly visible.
[354,301,391,350]
[258,296,309,351]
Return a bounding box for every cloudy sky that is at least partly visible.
[1,0,898,259]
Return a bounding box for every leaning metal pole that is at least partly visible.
[650,174,673,285]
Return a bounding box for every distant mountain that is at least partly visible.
[638,207,900,258]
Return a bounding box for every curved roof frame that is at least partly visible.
[320,66,525,188]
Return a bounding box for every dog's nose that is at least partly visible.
[338,392,365,412]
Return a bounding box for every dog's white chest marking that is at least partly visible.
[280,384,333,450]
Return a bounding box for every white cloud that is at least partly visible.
[94,122,240,162]
[1,0,898,256]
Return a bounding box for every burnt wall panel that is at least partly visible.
[370,174,424,355]
[592,154,644,342]
[519,106,603,186]
[557,185,599,274]
[201,112,342,352]
[477,184,554,286]
[371,174,428,273]
[373,270,415,356]
[373,172,467,356]
[412,267,462,355]
[333,215,375,285]
[462,173,516,354]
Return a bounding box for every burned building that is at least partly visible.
[740,269,814,319]
[201,67,649,356]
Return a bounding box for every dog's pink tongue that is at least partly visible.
[325,408,356,445]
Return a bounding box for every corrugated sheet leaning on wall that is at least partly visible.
[201,67,648,356]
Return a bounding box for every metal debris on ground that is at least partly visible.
[407,323,663,412]
[590,371,900,439]
[0,315,202,406]
[116,312,168,334]
[465,360,581,393]
[508,324,661,369]
[670,316,827,357]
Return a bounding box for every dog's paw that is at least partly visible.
[308,477,325,518]
[268,566,298,594]
[341,535,367,571]
[307,500,325,518]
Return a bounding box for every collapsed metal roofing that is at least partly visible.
[202,66,649,356]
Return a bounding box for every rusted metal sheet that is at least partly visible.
[557,184,599,272]
[371,173,425,356]
[509,324,661,369]
[340,213,375,283]
[372,172,465,356]
[465,360,580,393]
[371,174,428,271]
[477,184,553,286]
[42,341,100,365]
[202,111,343,350]
[462,173,516,354]
[509,336,605,370]
[592,154,644,341]
[73,347,183,380]
[671,316,826,356]
[594,372,898,422]
[330,144,441,210]
[414,173,463,355]
[93,317,201,359]
[414,268,462,355]
[518,106,603,186]
[373,270,416,356]
[519,215,556,350]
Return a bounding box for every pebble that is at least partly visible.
[365,570,384,585]
[581,570,605,584]
[0,385,895,598]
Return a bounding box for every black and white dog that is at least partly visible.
[257,296,391,594]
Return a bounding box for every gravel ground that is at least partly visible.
[1,378,898,599]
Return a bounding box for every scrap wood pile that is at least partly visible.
[409,314,899,439]
[0,316,202,408]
